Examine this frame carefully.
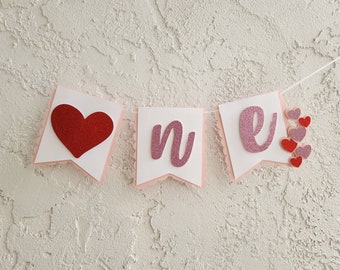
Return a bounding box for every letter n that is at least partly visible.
[151,120,195,167]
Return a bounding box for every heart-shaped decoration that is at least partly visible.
[286,108,301,120]
[281,138,297,152]
[51,104,114,158]
[288,127,306,142]
[290,156,302,168]
[295,145,311,159]
[299,116,311,127]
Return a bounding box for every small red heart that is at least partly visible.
[290,156,302,168]
[51,104,114,158]
[298,116,311,127]
[281,138,297,152]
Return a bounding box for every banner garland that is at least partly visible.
[31,57,339,187]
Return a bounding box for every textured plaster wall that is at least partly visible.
[0,0,339,269]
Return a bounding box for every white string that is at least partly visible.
[123,56,339,114]
[125,108,218,114]
[124,106,138,114]
[204,109,219,114]
[1,56,339,114]
[280,56,340,94]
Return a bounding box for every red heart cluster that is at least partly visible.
[282,108,312,168]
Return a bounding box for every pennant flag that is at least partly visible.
[34,86,123,183]
[136,107,204,187]
[218,91,290,181]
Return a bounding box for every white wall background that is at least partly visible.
[0,0,339,269]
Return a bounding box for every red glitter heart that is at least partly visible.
[290,156,302,168]
[51,104,114,158]
[281,138,297,153]
[298,116,311,127]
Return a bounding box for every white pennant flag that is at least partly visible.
[218,91,290,181]
[34,86,123,183]
[136,107,204,187]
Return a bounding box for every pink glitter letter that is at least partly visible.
[239,106,277,153]
[151,120,195,167]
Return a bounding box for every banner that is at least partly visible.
[218,91,290,181]
[34,85,311,186]
[34,86,123,183]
